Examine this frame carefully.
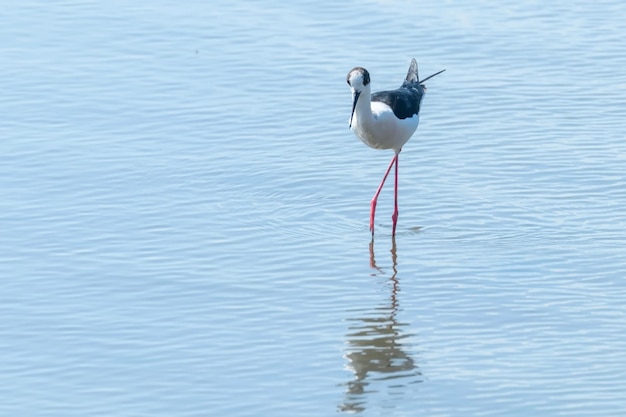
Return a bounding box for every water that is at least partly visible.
[2,0,626,415]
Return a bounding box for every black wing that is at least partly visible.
[371,85,425,120]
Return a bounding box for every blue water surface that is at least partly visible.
[2,0,626,416]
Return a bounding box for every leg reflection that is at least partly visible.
[339,237,422,413]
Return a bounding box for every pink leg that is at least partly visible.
[370,154,398,235]
[391,152,399,237]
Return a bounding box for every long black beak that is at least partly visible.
[349,91,360,128]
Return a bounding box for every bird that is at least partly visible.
[346,59,445,237]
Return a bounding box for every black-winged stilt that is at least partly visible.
[346,59,444,237]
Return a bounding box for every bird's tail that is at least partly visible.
[419,68,446,84]
[404,58,419,84]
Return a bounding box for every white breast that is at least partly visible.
[352,101,419,151]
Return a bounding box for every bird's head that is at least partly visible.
[346,67,371,128]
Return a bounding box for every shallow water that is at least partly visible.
[2,0,626,415]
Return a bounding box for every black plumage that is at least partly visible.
[371,85,425,120]
[371,59,425,120]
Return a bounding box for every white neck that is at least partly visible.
[352,85,373,128]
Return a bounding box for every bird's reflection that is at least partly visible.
[339,238,421,413]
